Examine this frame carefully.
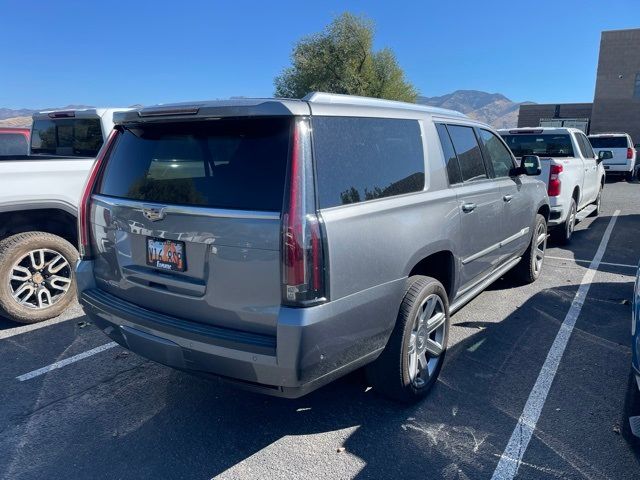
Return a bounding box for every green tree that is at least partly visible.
[274,13,418,102]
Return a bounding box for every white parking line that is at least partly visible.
[491,210,620,480]
[546,255,636,270]
[16,342,118,382]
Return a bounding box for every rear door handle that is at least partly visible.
[462,203,477,213]
[503,194,514,202]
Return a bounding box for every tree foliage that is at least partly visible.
[274,13,418,102]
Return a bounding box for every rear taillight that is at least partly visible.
[78,129,119,259]
[628,148,634,160]
[281,118,326,307]
[548,164,563,197]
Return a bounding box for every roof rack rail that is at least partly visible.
[302,92,467,118]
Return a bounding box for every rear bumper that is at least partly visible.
[603,161,634,173]
[76,260,401,398]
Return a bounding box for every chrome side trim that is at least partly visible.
[92,194,280,221]
[450,256,521,315]
[461,227,530,265]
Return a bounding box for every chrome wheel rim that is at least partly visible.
[8,249,72,310]
[567,205,576,237]
[407,294,446,388]
[533,222,547,275]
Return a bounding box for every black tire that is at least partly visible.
[590,186,602,217]
[0,232,78,324]
[626,170,635,182]
[552,198,576,245]
[366,275,450,403]
[509,214,547,285]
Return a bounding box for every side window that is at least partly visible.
[478,129,515,178]
[576,133,595,159]
[312,117,425,208]
[446,125,487,182]
[435,124,462,184]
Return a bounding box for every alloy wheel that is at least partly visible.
[407,294,447,388]
[533,222,547,276]
[8,249,72,310]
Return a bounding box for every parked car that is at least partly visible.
[499,127,606,244]
[0,127,30,155]
[77,93,549,402]
[588,133,636,181]
[0,108,129,323]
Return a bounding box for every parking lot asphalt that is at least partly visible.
[1,180,640,480]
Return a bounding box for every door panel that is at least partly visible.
[455,181,504,290]
[498,177,531,258]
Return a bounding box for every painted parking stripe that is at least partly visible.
[545,255,636,270]
[16,342,118,382]
[491,210,620,480]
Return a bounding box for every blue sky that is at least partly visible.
[1,0,639,109]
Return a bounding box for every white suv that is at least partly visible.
[588,133,636,181]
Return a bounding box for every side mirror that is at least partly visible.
[517,154,542,176]
[598,150,613,162]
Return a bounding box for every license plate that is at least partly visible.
[146,238,186,272]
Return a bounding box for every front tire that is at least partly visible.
[510,214,547,285]
[553,198,576,245]
[590,186,602,217]
[366,276,450,403]
[0,232,78,324]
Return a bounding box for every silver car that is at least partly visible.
[76,93,549,402]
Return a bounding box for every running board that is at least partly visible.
[576,205,597,223]
[449,256,521,315]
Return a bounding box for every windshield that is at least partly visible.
[500,134,575,158]
[588,136,628,149]
[30,118,104,157]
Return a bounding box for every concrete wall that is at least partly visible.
[591,28,640,142]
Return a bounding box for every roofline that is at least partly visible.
[303,92,467,118]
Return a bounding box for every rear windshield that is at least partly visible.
[0,133,28,155]
[31,118,104,157]
[588,136,628,149]
[500,134,574,158]
[98,118,291,211]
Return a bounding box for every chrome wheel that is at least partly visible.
[407,294,446,388]
[534,222,547,276]
[566,204,576,238]
[8,249,72,310]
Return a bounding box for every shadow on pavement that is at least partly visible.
[3,280,638,480]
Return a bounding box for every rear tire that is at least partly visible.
[366,276,450,403]
[510,214,547,285]
[627,170,636,182]
[0,232,78,324]
[552,198,576,245]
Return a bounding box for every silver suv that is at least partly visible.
[76,93,549,402]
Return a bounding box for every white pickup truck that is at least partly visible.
[0,107,128,323]
[499,127,607,244]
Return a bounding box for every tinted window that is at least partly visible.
[31,118,104,157]
[312,117,425,208]
[576,133,595,158]
[479,129,514,177]
[435,124,462,184]
[447,125,487,182]
[588,136,628,149]
[500,134,575,157]
[98,118,291,211]
[0,133,28,155]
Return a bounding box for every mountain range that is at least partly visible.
[417,90,533,128]
[0,91,531,129]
